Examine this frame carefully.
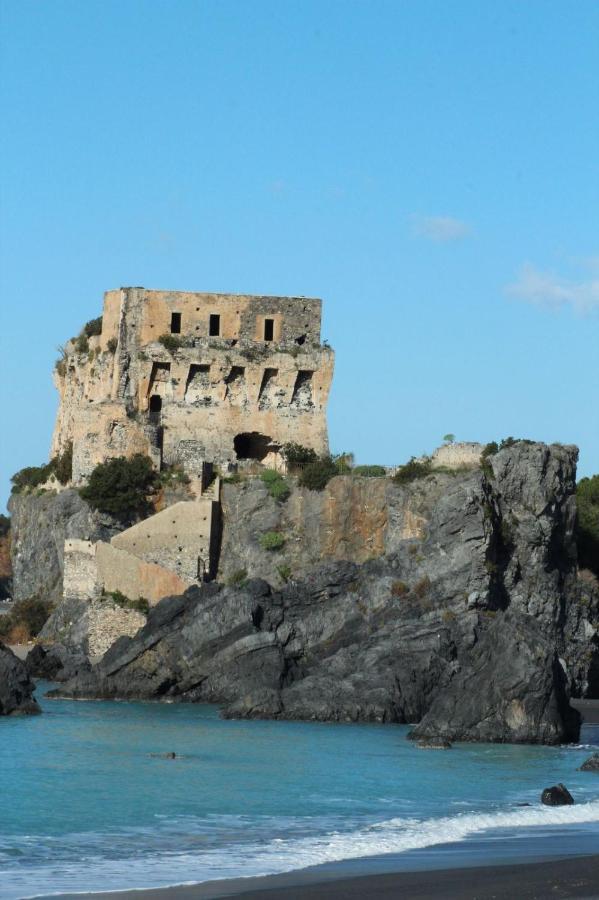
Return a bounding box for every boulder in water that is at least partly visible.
[579,753,599,772]
[541,783,574,805]
[0,644,41,715]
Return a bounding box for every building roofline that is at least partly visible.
[106,288,322,302]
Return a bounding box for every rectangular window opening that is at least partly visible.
[264,318,274,341]
[170,312,181,334]
[209,314,220,337]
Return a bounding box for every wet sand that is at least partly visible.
[45,853,599,899]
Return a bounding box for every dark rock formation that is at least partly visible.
[48,443,599,745]
[416,739,452,750]
[25,641,89,682]
[0,644,41,715]
[580,753,599,772]
[8,489,119,604]
[541,784,574,806]
[25,644,64,680]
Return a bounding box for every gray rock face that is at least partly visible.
[0,644,40,715]
[49,443,598,745]
[8,489,119,603]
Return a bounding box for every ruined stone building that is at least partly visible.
[52,287,334,484]
[53,288,334,610]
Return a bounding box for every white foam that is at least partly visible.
[9,800,599,900]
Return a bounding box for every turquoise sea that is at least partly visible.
[1,683,599,899]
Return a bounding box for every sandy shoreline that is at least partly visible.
[41,853,599,900]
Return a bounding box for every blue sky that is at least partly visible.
[1,0,598,509]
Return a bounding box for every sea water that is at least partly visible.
[0,683,598,898]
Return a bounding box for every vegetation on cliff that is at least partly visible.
[0,596,54,643]
[10,443,73,494]
[79,454,158,522]
[260,469,290,501]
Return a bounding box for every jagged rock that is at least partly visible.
[0,644,41,715]
[580,753,599,772]
[26,644,65,680]
[46,443,599,745]
[541,784,574,806]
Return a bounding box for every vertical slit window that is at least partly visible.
[264,318,274,341]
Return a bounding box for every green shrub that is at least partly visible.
[298,457,338,491]
[269,479,291,501]
[75,333,89,354]
[0,596,54,640]
[259,531,286,551]
[577,475,599,576]
[103,590,149,615]
[277,564,292,583]
[129,596,150,614]
[282,442,318,467]
[158,333,184,353]
[158,464,190,486]
[227,568,248,587]
[10,464,53,493]
[52,442,73,485]
[80,454,158,521]
[333,452,354,474]
[393,457,432,485]
[353,465,387,478]
[107,337,118,353]
[83,316,103,337]
[0,514,10,538]
[260,469,290,501]
[223,472,244,484]
[10,444,73,493]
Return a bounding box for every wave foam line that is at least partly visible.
[12,800,599,900]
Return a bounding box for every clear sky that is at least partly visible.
[1,0,598,510]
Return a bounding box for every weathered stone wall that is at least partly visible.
[51,288,334,482]
[63,540,102,600]
[86,601,146,662]
[95,542,192,603]
[62,537,193,605]
[430,442,483,469]
[111,499,217,581]
[40,595,146,665]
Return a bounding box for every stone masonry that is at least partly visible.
[52,288,334,483]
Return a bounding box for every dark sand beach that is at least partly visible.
[45,854,599,900]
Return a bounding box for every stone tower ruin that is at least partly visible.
[52,287,334,483]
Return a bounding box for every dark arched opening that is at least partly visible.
[234,432,273,461]
[149,394,162,425]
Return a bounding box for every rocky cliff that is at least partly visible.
[8,489,119,604]
[0,645,40,715]
[48,442,599,744]
[218,469,442,586]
